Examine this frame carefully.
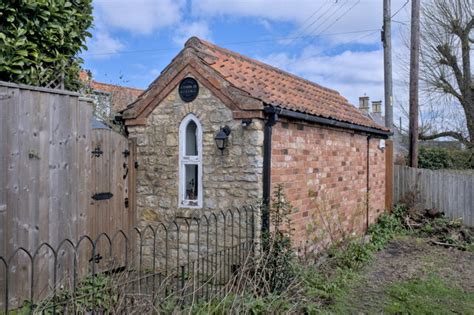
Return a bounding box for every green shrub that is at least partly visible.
[259,184,296,293]
[368,204,407,251]
[418,147,473,170]
[18,274,119,314]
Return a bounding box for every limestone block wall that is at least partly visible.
[127,80,264,268]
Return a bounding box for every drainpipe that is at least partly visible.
[366,135,371,230]
[262,109,278,234]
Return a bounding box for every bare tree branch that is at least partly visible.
[419,131,471,147]
[418,0,473,145]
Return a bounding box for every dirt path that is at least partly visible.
[337,236,474,313]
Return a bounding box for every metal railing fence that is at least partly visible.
[0,206,256,313]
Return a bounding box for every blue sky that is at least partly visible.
[82,0,412,111]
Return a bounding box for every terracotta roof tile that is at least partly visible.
[90,81,143,112]
[80,71,144,112]
[186,37,386,131]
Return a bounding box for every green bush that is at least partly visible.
[368,204,407,251]
[418,147,473,170]
[259,184,296,293]
[0,0,93,90]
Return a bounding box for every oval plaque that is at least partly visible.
[178,78,199,102]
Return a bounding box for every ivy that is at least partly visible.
[0,0,93,91]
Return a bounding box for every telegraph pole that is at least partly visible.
[383,0,393,131]
[408,0,420,167]
[383,0,395,212]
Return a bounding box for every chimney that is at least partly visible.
[359,96,369,114]
[372,100,382,114]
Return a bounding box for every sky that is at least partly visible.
[82,0,413,120]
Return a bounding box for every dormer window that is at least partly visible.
[179,114,203,208]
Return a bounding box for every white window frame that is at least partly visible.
[178,114,203,208]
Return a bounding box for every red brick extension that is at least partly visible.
[271,120,386,251]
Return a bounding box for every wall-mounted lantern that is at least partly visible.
[214,125,231,155]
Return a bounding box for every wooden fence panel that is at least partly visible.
[0,81,136,309]
[393,165,474,226]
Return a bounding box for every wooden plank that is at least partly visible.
[107,130,117,267]
[5,86,21,308]
[27,91,42,251]
[36,91,52,302]
[0,86,12,310]
[385,140,393,211]
[0,86,9,258]
[76,99,92,277]
[128,138,137,262]
[470,176,474,226]
[17,89,32,254]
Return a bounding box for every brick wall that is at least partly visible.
[271,121,386,251]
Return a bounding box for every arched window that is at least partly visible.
[179,114,203,208]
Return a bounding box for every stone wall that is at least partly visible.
[127,78,264,267]
[270,120,386,252]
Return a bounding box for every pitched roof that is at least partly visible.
[125,37,386,131]
[80,71,143,112]
[90,81,143,112]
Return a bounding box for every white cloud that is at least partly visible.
[260,48,385,106]
[192,0,411,46]
[86,30,125,59]
[172,21,213,46]
[94,0,186,34]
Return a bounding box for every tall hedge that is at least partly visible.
[418,147,474,170]
[0,0,93,91]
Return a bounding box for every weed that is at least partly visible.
[385,275,474,314]
[23,274,121,314]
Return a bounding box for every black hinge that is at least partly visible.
[134,161,139,169]
[91,192,113,201]
[122,149,130,158]
[91,146,103,157]
[124,197,129,208]
[123,162,129,179]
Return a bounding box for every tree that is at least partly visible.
[418,0,473,147]
[0,0,93,91]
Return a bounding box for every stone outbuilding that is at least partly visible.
[122,37,391,248]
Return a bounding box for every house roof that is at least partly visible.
[90,81,143,112]
[124,37,387,132]
[80,71,143,112]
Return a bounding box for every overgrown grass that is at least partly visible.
[187,202,474,314]
[186,205,411,314]
[385,275,474,314]
[17,201,471,314]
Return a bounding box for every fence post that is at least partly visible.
[385,140,394,212]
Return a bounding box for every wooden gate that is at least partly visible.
[0,82,138,309]
[88,127,136,271]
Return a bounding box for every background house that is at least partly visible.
[80,71,143,125]
[122,37,391,251]
[359,96,464,165]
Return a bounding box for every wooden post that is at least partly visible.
[408,0,420,167]
[127,138,138,262]
[385,140,394,212]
